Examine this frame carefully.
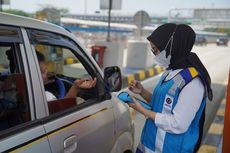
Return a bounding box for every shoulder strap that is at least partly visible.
[162,70,170,78]
[179,67,199,85]
[168,67,200,95]
[158,70,170,83]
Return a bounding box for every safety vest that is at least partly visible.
[137,67,207,153]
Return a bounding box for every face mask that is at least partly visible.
[153,50,171,67]
[153,34,174,67]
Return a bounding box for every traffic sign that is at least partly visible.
[133,10,151,28]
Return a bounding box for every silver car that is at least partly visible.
[0,12,134,153]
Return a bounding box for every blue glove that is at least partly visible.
[117,91,151,110]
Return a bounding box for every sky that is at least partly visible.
[5,0,230,16]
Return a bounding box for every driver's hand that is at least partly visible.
[74,77,97,89]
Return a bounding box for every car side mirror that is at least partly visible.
[104,66,122,92]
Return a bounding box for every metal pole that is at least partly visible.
[106,0,112,42]
[140,12,143,39]
[84,0,87,15]
[168,9,173,23]
[0,0,3,12]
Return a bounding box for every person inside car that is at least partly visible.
[36,51,97,101]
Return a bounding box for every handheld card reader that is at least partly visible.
[117,91,151,110]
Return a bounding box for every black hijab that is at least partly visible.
[147,23,213,100]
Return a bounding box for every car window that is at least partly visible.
[26,29,105,115]
[0,26,30,132]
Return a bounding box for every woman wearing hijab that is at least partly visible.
[128,23,213,153]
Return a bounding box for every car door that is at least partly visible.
[0,26,51,152]
[25,28,116,153]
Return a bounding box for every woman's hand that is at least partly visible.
[128,80,144,94]
[74,77,97,89]
[127,94,144,113]
[128,94,155,119]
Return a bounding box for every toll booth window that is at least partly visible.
[34,44,97,114]
[0,45,30,132]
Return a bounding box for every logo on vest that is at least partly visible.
[163,95,174,112]
[166,97,172,104]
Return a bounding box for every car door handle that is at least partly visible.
[64,135,77,153]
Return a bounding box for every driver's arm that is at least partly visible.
[64,78,97,99]
[64,85,79,99]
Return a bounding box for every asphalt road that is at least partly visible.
[126,43,230,149]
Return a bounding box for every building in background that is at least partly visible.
[193,8,230,28]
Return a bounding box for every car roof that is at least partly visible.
[0,12,104,76]
[0,12,73,38]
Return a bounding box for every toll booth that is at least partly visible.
[91,45,106,67]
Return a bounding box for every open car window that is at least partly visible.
[26,29,105,115]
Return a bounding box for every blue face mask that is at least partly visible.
[153,35,174,67]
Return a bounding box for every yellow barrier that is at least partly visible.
[127,74,135,85]
[148,68,154,77]
[66,58,74,65]
[138,71,145,81]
